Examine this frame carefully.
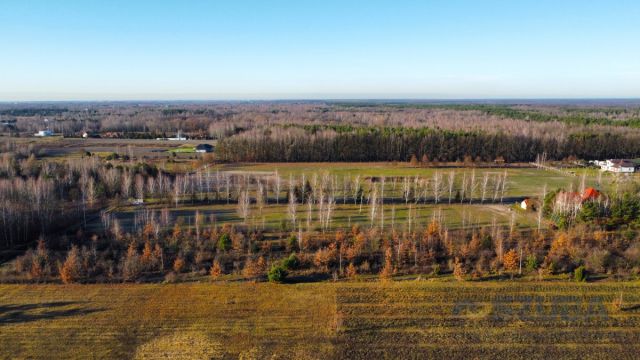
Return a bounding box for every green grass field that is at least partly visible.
[214,162,618,198]
[1,281,640,359]
[105,202,539,234]
[99,162,616,234]
[168,145,196,154]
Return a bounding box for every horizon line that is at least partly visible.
[1,97,640,104]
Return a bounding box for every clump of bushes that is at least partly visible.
[574,266,587,282]
[268,264,288,283]
[282,253,298,270]
[217,233,231,251]
[267,253,298,283]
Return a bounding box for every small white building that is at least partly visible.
[599,159,635,173]
[520,198,535,210]
[156,130,187,141]
[34,129,54,137]
[168,130,187,141]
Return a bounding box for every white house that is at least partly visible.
[599,159,635,173]
[168,130,187,141]
[34,129,54,137]
[520,198,535,210]
[156,130,187,141]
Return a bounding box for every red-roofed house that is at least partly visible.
[554,188,603,214]
[582,187,601,202]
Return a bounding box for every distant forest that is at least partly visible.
[4,101,640,161]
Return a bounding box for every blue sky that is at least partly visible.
[1,0,639,100]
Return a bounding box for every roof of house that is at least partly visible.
[582,187,601,201]
[196,144,213,150]
[555,188,603,205]
[610,159,635,168]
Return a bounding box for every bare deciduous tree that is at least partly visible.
[287,190,297,229]
[447,171,455,204]
[237,190,251,225]
[480,172,489,204]
[432,171,442,204]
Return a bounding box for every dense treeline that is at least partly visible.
[0,107,68,117]
[217,127,640,162]
[404,104,640,128]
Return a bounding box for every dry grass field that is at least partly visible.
[2,281,640,359]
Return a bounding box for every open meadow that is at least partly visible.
[213,162,618,197]
[89,160,622,235]
[1,281,640,359]
[101,202,539,235]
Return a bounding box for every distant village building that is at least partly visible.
[195,144,214,153]
[82,131,99,138]
[596,159,636,173]
[157,130,187,141]
[103,132,122,138]
[34,129,54,137]
[1,119,16,129]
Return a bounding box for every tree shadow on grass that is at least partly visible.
[621,304,640,312]
[285,273,332,283]
[0,301,105,324]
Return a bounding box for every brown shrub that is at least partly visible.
[173,257,185,273]
[379,248,394,282]
[346,262,357,279]
[453,258,467,281]
[60,245,83,284]
[210,260,223,279]
[503,249,519,273]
